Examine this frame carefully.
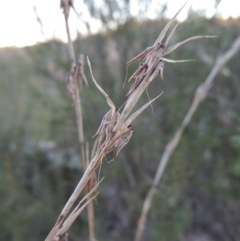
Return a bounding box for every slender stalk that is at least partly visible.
[73,80,95,240]
[63,10,75,64]
[58,142,109,228]
[61,2,95,240]
[73,84,86,168]
[134,36,240,241]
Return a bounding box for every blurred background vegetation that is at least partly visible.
[1,0,240,240]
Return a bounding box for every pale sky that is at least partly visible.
[0,0,239,48]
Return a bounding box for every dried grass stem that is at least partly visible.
[134,36,240,241]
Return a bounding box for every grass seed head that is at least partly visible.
[125,1,216,100]
[104,124,134,160]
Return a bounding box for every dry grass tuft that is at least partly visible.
[45,1,218,240]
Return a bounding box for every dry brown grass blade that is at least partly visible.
[134,35,240,241]
[115,63,161,130]
[164,23,179,47]
[111,125,134,160]
[114,74,150,130]
[126,46,155,66]
[162,58,196,63]
[59,194,98,236]
[158,60,164,80]
[85,142,97,241]
[57,149,106,227]
[57,179,103,236]
[127,63,147,83]
[164,35,217,55]
[123,92,163,128]
[91,138,99,159]
[154,0,188,45]
[87,57,115,110]
[92,109,112,138]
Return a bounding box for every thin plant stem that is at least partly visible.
[73,84,86,168]
[61,2,95,240]
[134,36,240,241]
[63,11,75,63]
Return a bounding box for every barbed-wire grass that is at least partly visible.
[45,1,217,240]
